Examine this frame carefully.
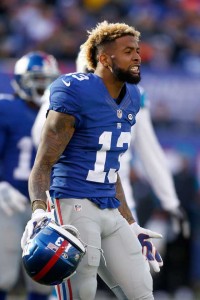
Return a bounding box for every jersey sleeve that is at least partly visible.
[49,75,82,126]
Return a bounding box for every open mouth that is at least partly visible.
[130,66,140,74]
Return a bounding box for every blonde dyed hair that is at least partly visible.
[81,20,140,71]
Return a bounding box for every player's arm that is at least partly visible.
[116,173,163,272]
[29,110,75,211]
[0,103,28,215]
[134,107,190,237]
[133,107,180,210]
[116,173,135,224]
[21,110,76,249]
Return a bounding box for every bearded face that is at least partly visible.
[111,60,141,84]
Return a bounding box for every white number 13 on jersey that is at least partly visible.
[86,131,131,183]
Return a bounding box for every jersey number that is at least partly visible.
[86,131,131,183]
[14,137,33,180]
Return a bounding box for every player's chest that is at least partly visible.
[9,108,37,137]
[82,95,138,129]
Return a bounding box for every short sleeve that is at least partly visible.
[49,76,82,126]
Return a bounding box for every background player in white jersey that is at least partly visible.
[21,21,164,300]
[0,51,59,300]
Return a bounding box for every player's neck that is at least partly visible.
[95,70,125,99]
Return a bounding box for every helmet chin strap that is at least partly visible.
[79,237,107,267]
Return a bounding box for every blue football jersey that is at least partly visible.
[0,94,38,198]
[49,73,140,208]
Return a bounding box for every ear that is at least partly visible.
[99,53,110,68]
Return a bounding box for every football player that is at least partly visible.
[31,47,190,300]
[33,49,190,243]
[0,51,60,300]
[22,21,164,300]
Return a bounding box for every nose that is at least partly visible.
[133,52,141,63]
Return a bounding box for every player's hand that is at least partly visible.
[0,181,27,216]
[130,222,163,272]
[168,205,190,239]
[21,208,54,250]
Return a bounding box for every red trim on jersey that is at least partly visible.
[33,239,68,281]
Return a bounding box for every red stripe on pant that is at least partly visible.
[55,198,73,300]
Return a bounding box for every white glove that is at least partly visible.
[0,181,27,216]
[21,208,54,250]
[130,222,163,272]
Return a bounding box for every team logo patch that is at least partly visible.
[117,109,122,119]
[47,242,58,252]
[74,204,82,212]
[128,114,133,120]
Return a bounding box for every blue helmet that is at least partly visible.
[22,218,86,286]
[12,51,60,106]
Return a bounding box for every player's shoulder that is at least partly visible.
[0,93,16,109]
[52,72,91,89]
[0,94,21,120]
[0,93,15,102]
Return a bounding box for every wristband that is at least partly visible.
[31,199,47,212]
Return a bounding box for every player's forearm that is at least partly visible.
[134,108,180,210]
[29,163,51,212]
[116,173,135,224]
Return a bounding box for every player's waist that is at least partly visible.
[50,189,120,209]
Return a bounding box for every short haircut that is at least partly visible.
[81,20,140,71]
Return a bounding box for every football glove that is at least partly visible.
[168,205,190,239]
[21,208,54,250]
[130,222,163,272]
[0,181,27,216]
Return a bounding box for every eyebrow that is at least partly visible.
[123,46,140,51]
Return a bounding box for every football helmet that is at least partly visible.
[12,51,60,106]
[22,217,86,285]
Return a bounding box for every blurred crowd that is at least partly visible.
[0,0,200,73]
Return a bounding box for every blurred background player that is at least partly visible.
[0,51,60,300]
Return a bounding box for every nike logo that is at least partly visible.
[62,79,71,87]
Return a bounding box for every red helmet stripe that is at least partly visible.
[33,239,68,281]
